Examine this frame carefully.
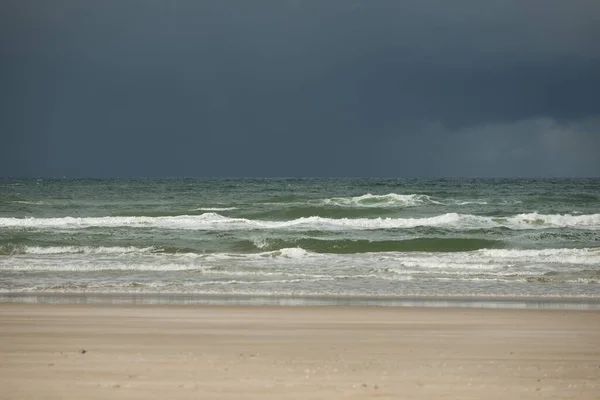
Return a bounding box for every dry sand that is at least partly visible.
[1,304,599,399]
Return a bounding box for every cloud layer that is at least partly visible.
[1,0,599,177]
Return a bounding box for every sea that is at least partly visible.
[1,178,599,308]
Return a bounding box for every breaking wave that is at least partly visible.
[243,237,503,253]
[0,245,158,256]
[191,207,238,211]
[319,193,441,207]
[2,212,599,231]
[315,193,488,207]
[2,246,598,272]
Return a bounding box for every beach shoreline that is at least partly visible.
[2,303,599,399]
[3,291,600,309]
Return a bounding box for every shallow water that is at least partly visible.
[1,178,599,300]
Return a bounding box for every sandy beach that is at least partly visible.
[1,304,599,399]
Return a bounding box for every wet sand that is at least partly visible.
[1,304,599,399]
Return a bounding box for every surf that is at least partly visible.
[2,212,599,231]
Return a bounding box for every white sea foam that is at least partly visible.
[388,247,600,267]
[317,193,490,207]
[21,246,157,255]
[506,212,600,228]
[192,207,238,211]
[0,259,203,272]
[2,246,598,276]
[270,247,312,258]
[252,237,269,249]
[320,193,440,207]
[2,212,599,231]
[2,246,598,296]
[452,200,488,205]
[479,247,600,260]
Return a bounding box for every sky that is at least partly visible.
[1,0,599,177]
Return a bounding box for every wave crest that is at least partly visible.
[0,245,158,255]
[1,212,599,231]
[320,193,439,208]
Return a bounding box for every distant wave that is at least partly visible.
[314,193,488,208]
[453,200,489,205]
[258,193,492,209]
[2,212,600,231]
[191,207,238,211]
[309,193,488,208]
[318,193,441,207]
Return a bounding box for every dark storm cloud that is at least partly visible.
[1,0,599,177]
[372,117,600,177]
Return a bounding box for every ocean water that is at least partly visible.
[1,178,599,304]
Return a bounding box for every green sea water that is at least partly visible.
[1,178,599,303]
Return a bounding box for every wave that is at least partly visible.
[2,246,599,295]
[479,248,600,259]
[3,245,598,269]
[13,201,46,205]
[315,193,491,208]
[244,237,503,253]
[0,245,158,256]
[247,206,396,220]
[0,238,501,257]
[191,207,238,211]
[376,248,600,278]
[2,276,343,294]
[416,247,600,267]
[453,200,489,205]
[260,193,489,210]
[506,213,600,228]
[2,212,600,231]
[318,193,441,207]
[3,247,599,295]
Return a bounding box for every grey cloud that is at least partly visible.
[1,0,599,177]
[373,118,600,177]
